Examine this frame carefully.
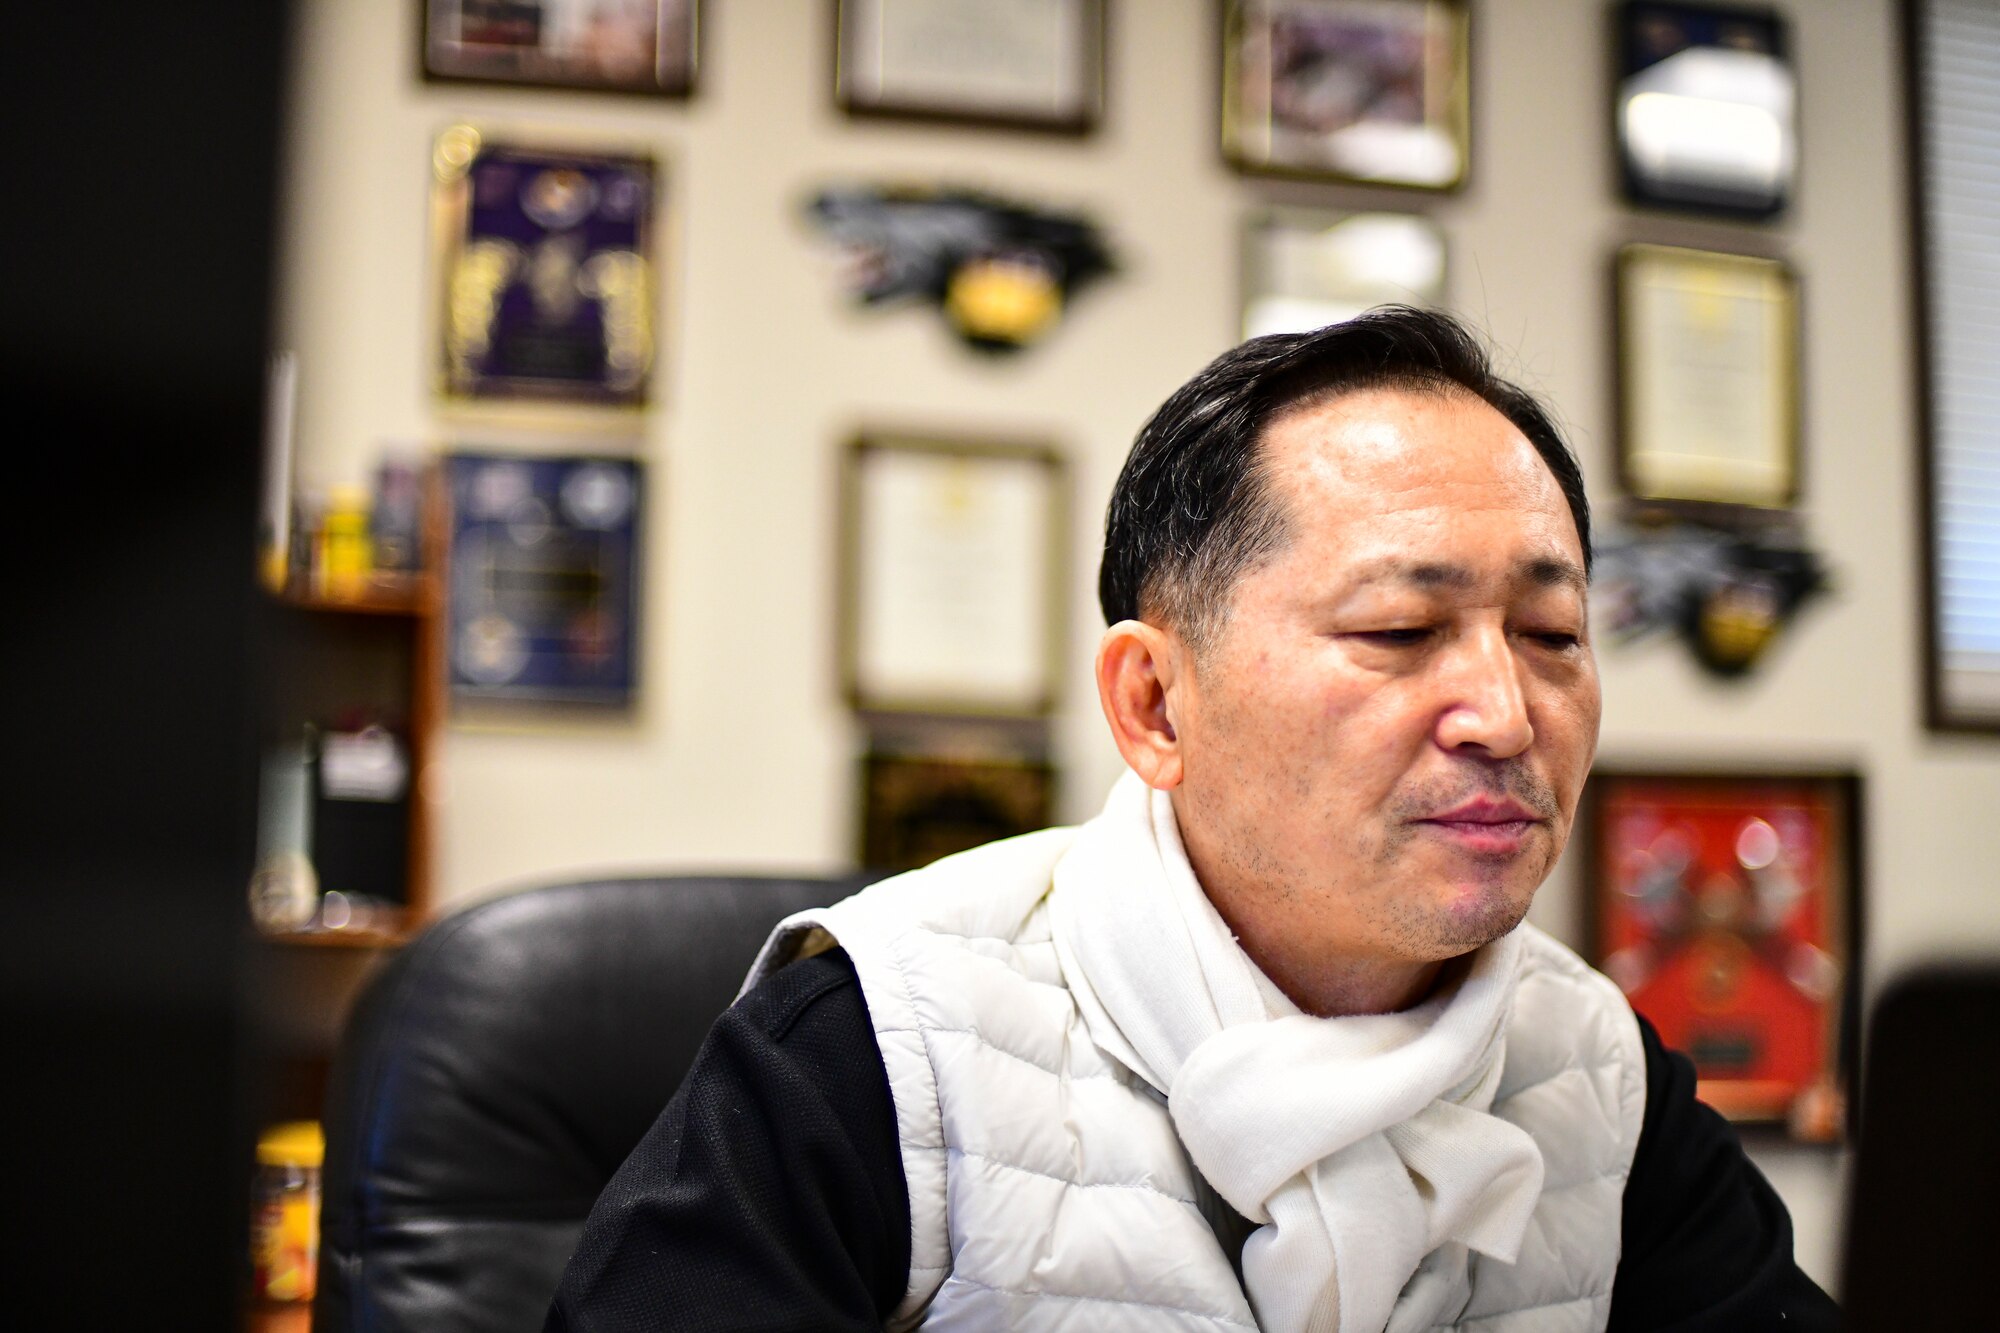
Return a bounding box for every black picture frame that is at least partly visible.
[1613,1,1795,219]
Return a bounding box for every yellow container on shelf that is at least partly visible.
[316,487,374,596]
[252,1121,324,1303]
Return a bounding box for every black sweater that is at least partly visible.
[548,948,1839,1331]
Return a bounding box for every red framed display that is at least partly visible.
[1583,769,1861,1141]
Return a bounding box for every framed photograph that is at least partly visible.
[1616,2,1794,218]
[1241,208,1447,339]
[1615,243,1799,508]
[433,126,660,407]
[860,752,1055,870]
[422,0,699,96]
[1222,0,1470,189]
[834,0,1106,132]
[444,452,643,708]
[839,433,1068,716]
[1583,769,1861,1140]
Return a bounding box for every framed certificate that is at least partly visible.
[1616,243,1799,508]
[433,126,660,407]
[444,452,643,708]
[1583,769,1860,1141]
[834,0,1105,132]
[859,751,1055,871]
[1241,208,1447,339]
[1615,2,1795,218]
[839,433,1068,716]
[1222,0,1471,190]
[422,0,699,97]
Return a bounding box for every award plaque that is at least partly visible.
[859,752,1055,871]
[433,126,659,406]
[1241,208,1447,339]
[1616,243,1799,508]
[423,0,699,96]
[1223,0,1471,190]
[839,433,1067,716]
[1584,770,1859,1140]
[445,452,642,708]
[1616,2,1795,218]
[835,0,1105,132]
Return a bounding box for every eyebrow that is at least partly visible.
[1350,556,1588,595]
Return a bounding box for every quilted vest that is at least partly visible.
[747,829,1647,1332]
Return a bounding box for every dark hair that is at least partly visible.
[1097,305,1590,652]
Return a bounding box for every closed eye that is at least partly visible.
[1353,628,1435,647]
[1525,630,1582,650]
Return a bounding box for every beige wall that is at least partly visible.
[279,0,1994,1291]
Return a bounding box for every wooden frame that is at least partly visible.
[420,0,700,97]
[1614,242,1800,509]
[859,751,1056,870]
[1221,0,1471,190]
[834,0,1107,133]
[838,432,1069,717]
[1581,768,1863,1141]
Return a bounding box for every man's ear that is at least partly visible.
[1095,619,1187,790]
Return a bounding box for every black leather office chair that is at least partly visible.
[313,873,876,1333]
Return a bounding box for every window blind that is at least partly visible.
[1917,0,2000,725]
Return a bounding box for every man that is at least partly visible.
[548,308,1839,1331]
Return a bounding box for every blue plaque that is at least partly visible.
[446,452,642,707]
[434,126,658,404]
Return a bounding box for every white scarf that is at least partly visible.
[1048,772,1546,1333]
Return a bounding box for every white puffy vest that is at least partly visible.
[748,829,1646,1332]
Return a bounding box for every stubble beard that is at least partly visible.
[1369,763,1565,960]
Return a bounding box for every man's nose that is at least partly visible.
[1434,626,1534,759]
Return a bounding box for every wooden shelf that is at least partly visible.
[277,573,437,617]
[255,925,408,950]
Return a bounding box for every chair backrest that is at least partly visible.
[1840,961,2000,1328]
[313,873,873,1333]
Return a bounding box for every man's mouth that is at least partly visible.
[1413,797,1546,855]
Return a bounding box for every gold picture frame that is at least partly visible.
[1615,243,1800,509]
[1222,0,1471,190]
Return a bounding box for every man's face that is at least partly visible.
[1166,386,1600,979]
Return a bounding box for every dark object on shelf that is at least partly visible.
[310,725,412,908]
[1615,2,1795,218]
[370,457,426,574]
[806,184,1114,351]
[314,872,880,1332]
[422,0,699,97]
[1840,963,2000,1326]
